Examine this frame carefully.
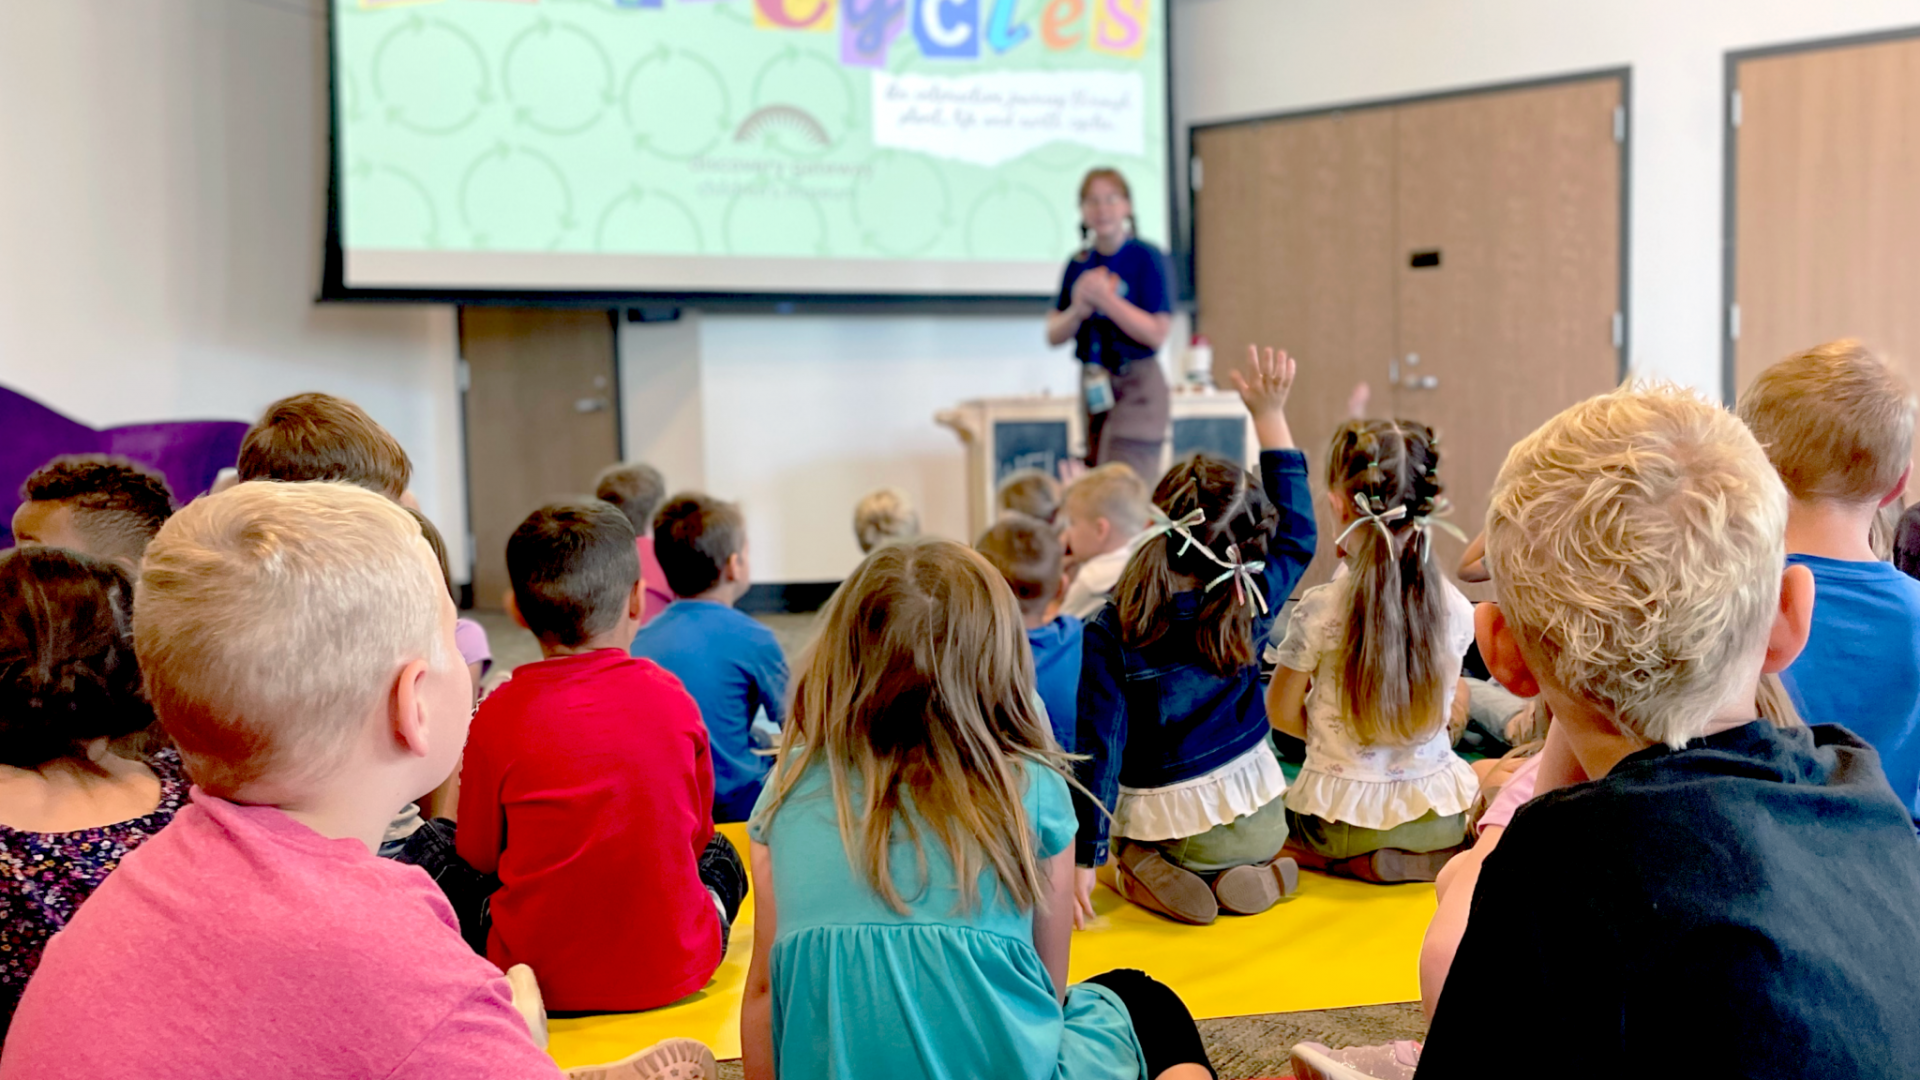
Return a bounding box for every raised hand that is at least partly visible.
[1230,345,1298,451]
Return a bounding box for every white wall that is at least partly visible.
[0,0,466,575]
[1170,0,1920,396]
[622,313,1086,583]
[17,1,1919,587]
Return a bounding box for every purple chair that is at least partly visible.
[1,385,249,546]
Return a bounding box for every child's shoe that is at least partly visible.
[504,963,547,1050]
[1365,847,1459,883]
[1114,842,1218,925]
[1289,1039,1421,1080]
[1210,856,1300,915]
[567,1037,718,1080]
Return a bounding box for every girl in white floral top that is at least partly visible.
[1264,420,1479,883]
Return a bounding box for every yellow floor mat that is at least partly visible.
[548,825,1434,1068]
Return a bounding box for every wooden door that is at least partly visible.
[460,307,621,609]
[1392,78,1624,590]
[1192,109,1397,590]
[1732,33,1920,495]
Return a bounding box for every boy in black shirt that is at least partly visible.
[1418,385,1920,1079]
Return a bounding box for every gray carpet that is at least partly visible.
[707,1003,1428,1080]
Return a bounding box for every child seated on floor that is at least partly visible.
[852,487,920,554]
[595,461,673,625]
[1737,339,1920,823]
[235,392,486,884]
[632,493,788,824]
[1315,383,1920,1080]
[1,481,563,1078]
[977,515,1082,752]
[12,454,174,572]
[1264,420,1479,884]
[0,548,188,1038]
[461,501,745,1014]
[1073,347,1317,926]
[1058,463,1153,620]
[999,467,1062,523]
[741,538,1214,1080]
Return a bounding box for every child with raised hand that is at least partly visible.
[0,548,187,1038]
[1,481,564,1078]
[1073,347,1317,926]
[1264,421,1479,884]
[742,539,1213,1080]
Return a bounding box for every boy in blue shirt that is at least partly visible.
[631,493,788,823]
[1737,339,1920,823]
[976,515,1081,753]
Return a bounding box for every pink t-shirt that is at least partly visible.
[638,535,674,625]
[0,791,560,1080]
[1478,753,1544,832]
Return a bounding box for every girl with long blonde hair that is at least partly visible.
[1265,420,1480,883]
[740,539,1213,1080]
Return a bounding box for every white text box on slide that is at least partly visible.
[871,70,1145,168]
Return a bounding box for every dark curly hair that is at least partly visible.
[20,455,175,565]
[0,548,155,769]
[1114,453,1279,676]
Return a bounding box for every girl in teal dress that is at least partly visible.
[741,539,1214,1080]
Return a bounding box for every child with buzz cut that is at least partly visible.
[1393,385,1920,1080]
[594,461,673,625]
[461,501,745,1014]
[1059,462,1153,620]
[631,493,788,824]
[1736,339,1920,823]
[0,481,563,1079]
[977,514,1082,752]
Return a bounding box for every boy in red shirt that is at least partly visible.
[458,501,745,1013]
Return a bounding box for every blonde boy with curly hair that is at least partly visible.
[1737,339,1920,822]
[1411,385,1920,1080]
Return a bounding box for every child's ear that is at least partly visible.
[1055,570,1071,601]
[1476,602,1541,698]
[1882,466,1912,508]
[1763,563,1816,674]
[727,550,748,584]
[390,657,433,758]
[505,592,530,632]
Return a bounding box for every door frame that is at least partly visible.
[1721,24,1920,402]
[454,305,626,605]
[1187,66,1634,382]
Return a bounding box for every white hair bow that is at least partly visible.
[1145,506,1268,614]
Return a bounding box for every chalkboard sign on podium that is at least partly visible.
[1172,415,1250,465]
[993,420,1073,486]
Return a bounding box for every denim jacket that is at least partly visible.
[1072,449,1317,866]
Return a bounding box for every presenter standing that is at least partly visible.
[1046,168,1173,483]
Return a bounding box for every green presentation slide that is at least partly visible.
[331,0,1169,294]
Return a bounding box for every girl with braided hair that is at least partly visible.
[1071,347,1318,926]
[1264,420,1479,884]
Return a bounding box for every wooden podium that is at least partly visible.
[937,388,1253,541]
